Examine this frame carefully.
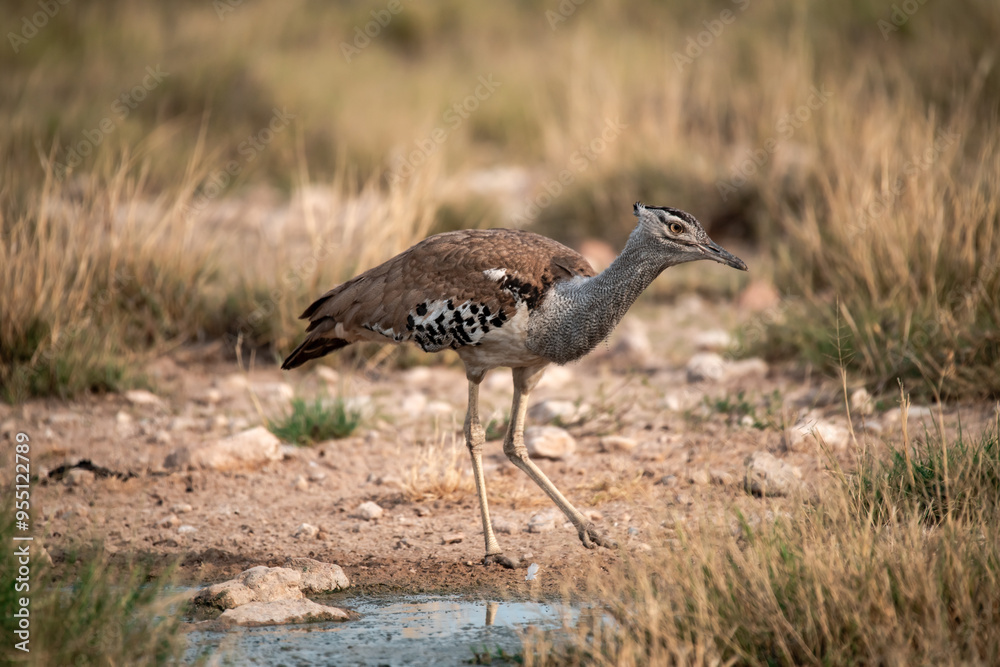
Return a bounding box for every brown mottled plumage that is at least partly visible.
[283,204,747,568]
[282,229,595,371]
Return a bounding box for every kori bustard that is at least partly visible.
[282,202,747,568]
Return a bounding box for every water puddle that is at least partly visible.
[188,595,570,666]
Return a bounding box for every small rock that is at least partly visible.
[662,388,704,412]
[164,427,283,471]
[252,382,294,402]
[528,400,589,426]
[293,475,309,491]
[710,469,735,486]
[284,557,350,593]
[115,411,133,426]
[220,373,250,392]
[151,430,172,446]
[744,451,804,497]
[689,469,711,485]
[178,525,197,534]
[308,470,327,483]
[693,329,732,351]
[293,523,319,539]
[528,510,560,533]
[125,389,166,409]
[171,503,193,514]
[525,426,576,460]
[658,474,678,487]
[441,532,465,544]
[157,514,180,528]
[583,509,603,522]
[491,517,516,534]
[686,352,727,382]
[726,357,769,381]
[64,469,95,486]
[196,566,303,610]
[599,435,638,453]
[197,389,223,405]
[882,405,934,424]
[356,501,384,521]
[782,418,851,452]
[220,599,352,626]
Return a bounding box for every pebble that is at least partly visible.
[528,400,590,426]
[293,475,309,491]
[525,426,576,460]
[125,389,167,409]
[782,417,851,452]
[178,525,197,534]
[726,357,769,381]
[164,426,283,471]
[528,510,560,533]
[882,405,934,424]
[584,509,603,522]
[115,410,133,426]
[693,329,732,350]
[662,388,704,412]
[441,532,465,544]
[689,469,711,485]
[599,435,638,453]
[158,514,180,528]
[151,430,172,446]
[686,352,727,382]
[491,517,516,534]
[744,451,804,497]
[293,523,319,539]
[308,470,327,483]
[171,503,193,514]
[356,501,384,521]
[710,469,735,486]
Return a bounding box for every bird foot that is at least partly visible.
[483,553,520,569]
[579,522,618,550]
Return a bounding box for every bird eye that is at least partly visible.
[668,222,683,235]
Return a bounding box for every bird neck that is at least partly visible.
[526,232,664,364]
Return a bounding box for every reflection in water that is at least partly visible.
[187,595,569,667]
[485,600,498,626]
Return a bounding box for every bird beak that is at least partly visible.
[699,239,748,271]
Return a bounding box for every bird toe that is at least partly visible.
[483,553,520,569]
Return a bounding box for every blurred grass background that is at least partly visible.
[1,0,998,400]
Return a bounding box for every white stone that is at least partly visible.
[744,451,804,497]
[171,503,193,514]
[356,501,384,521]
[125,389,166,409]
[662,388,704,412]
[882,405,935,424]
[783,418,851,452]
[220,599,351,626]
[686,352,727,382]
[536,365,574,390]
[528,400,589,426]
[157,514,180,528]
[441,532,465,544]
[164,427,283,471]
[528,510,560,533]
[524,426,577,460]
[293,475,309,491]
[293,523,319,539]
[693,329,732,350]
[689,469,711,485]
[178,525,197,534]
[284,558,350,593]
[726,357,769,381]
[599,435,638,453]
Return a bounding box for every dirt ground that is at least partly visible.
[2,296,992,600]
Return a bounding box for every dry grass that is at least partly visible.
[523,421,1000,666]
[2,0,999,400]
[402,431,475,503]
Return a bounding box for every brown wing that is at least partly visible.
[281,229,595,369]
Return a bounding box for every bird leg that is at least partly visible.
[503,365,618,551]
[464,372,519,569]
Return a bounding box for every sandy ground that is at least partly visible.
[2,296,992,600]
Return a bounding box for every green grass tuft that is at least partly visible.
[269,395,362,445]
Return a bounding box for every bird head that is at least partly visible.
[632,202,747,271]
